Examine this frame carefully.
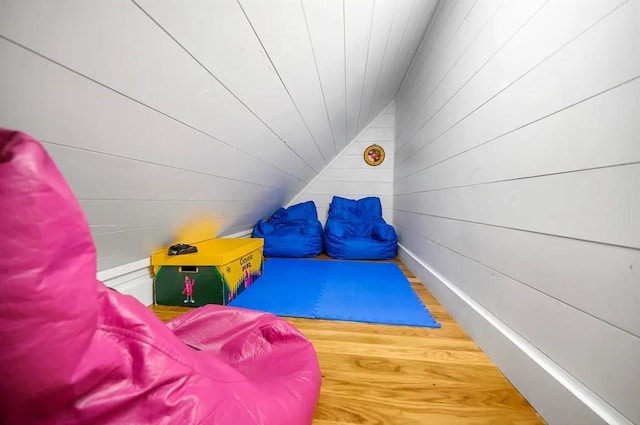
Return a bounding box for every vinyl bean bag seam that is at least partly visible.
[96,324,234,383]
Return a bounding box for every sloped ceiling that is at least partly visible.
[0,0,437,269]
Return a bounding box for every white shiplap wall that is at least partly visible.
[394,1,640,424]
[288,103,395,225]
[0,0,434,271]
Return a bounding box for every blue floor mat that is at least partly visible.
[229,259,441,328]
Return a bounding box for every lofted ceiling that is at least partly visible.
[0,0,437,269]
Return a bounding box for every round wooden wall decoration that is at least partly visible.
[364,144,385,166]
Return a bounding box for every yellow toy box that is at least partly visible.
[151,238,264,307]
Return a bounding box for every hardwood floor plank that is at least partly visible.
[319,380,535,413]
[286,317,470,339]
[316,353,507,385]
[315,393,541,425]
[310,340,492,366]
[150,256,544,424]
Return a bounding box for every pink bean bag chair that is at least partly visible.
[0,129,322,425]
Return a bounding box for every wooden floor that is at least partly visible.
[151,256,544,425]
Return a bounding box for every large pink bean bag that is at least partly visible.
[0,129,322,425]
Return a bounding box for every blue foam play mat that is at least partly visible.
[229,259,441,328]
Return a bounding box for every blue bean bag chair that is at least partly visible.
[324,196,398,260]
[253,201,323,258]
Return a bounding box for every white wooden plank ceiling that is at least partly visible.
[0,0,437,268]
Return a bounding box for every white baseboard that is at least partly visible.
[399,244,631,425]
[98,259,153,306]
[96,228,254,307]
